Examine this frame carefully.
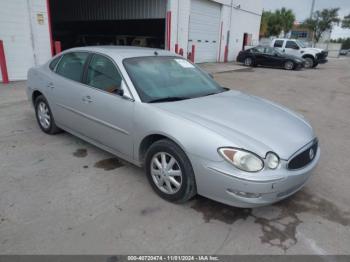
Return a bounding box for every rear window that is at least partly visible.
[274,40,284,48]
[49,56,61,71]
[56,52,89,82]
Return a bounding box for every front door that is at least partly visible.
[81,53,134,158]
[284,40,300,56]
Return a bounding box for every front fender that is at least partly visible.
[133,103,233,163]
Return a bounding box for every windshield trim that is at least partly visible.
[296,40,306,48]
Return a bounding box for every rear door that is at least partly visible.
[48,52,92,133]
[273,40,284,53]
[251,47,267,65]
[80,53,134,158]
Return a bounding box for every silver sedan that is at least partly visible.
[27,46,320,208]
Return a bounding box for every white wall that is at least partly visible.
[28,0,52,66]
[0,0,51,82]
[168,0,262,62]
[229,6,262,61]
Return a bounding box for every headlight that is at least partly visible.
[266,152,280,169]
[218,148,264,172]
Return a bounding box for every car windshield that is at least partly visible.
[123,56,226,103]
[296,40,307,48]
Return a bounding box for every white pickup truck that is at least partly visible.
[271,39,328,68]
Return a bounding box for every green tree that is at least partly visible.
[303,8,340,43]
[276,8,296,37]
[260,11,272,37]
[260,8,295,38]
[342,14,350,28]
[266,12,283,37]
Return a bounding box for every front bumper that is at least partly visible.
[316,51,328,64]
[189,147,320,208]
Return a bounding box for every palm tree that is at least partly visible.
[276,8,296,37]
[303,8,340,43]
[342,14,350,29]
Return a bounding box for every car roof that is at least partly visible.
[61,46,179,60]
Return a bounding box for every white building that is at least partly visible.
[0,0,262,82]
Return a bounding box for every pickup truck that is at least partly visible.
[271,39,328,68]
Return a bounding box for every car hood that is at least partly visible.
[153,91,315,160]
[303,47,324,53]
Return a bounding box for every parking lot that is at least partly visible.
[0,57,350,255]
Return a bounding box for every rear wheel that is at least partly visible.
[284,61,295,70]
[145,139,196,203]
[304,57,314,68]
[244,57,254,67]
[34,95,61,135]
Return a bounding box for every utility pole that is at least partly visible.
[310,0,316,46]
[310,0,316,18]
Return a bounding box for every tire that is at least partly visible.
[34,95,61,135]
[284,61,295,70]
[312,61,319,68]
[145,139,197,203]
[304,57,314,69]
[244,57,254,67]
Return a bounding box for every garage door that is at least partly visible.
[188,0,221,63]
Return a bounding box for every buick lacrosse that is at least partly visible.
[27,46,320,207]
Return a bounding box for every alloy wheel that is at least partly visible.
[244,58,253,66]
[285,61,294,70]
[150,152,183,194]
[304,58,314,68]
[37,101,51,129]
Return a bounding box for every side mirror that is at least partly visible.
[114,88,124,96]
[113,80,126,97]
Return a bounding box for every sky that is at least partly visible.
[262,0,350,39]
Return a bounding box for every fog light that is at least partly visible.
[266,152,280,169]
[227,189,261,199]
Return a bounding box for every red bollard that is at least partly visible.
[191,45,196,63]
[175,43,179,54]
[179,48,184,56]
[0,40,9,84]
[224,45,229,63]
[54,41,62,54]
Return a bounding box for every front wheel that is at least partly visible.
[304,57,314,68]
[145,139,196,203]
[284,61,295,70]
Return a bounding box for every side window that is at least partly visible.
[274,40,284,48]
[56,52,89,82]
[254,47,265,53]
[49,56,61,71]
[86,54,122,93]
[286,41,299,49]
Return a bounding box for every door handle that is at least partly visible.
[82,95,93,103]
[47,82,54,89]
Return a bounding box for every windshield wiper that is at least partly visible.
[148,97,189,103]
